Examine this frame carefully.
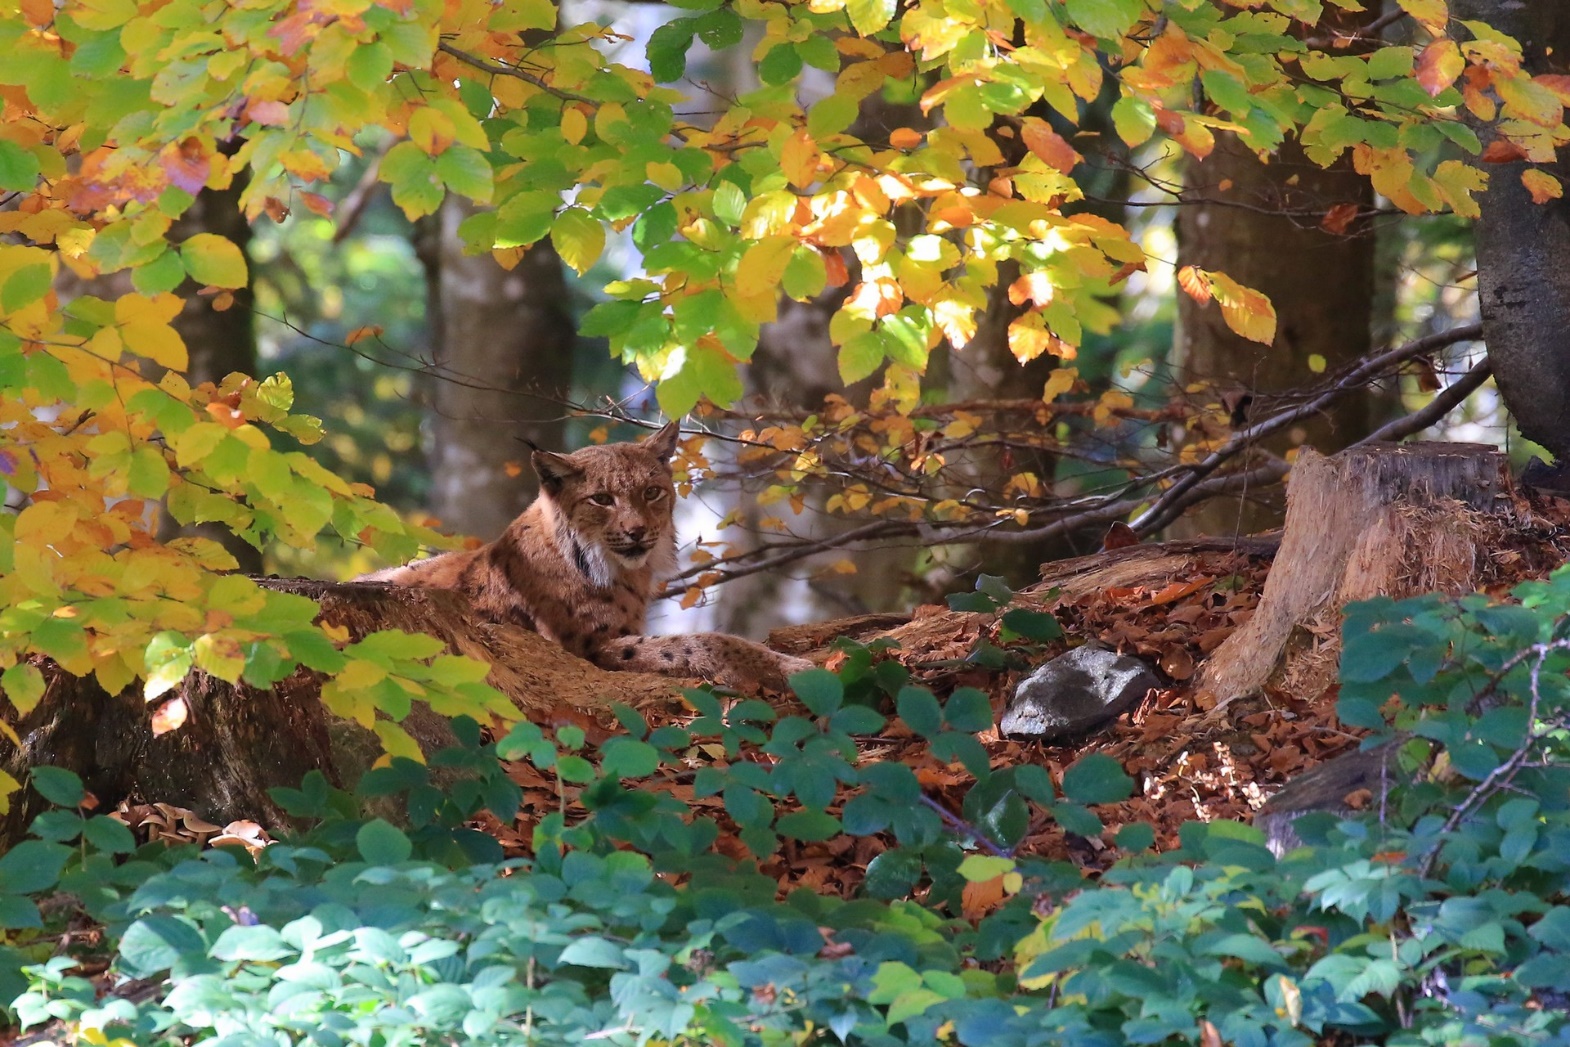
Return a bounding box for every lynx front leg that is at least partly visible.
[596,634,813,692]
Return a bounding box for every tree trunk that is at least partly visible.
[1451,2,1570,461]
[0,580,695,849]
[416,198,575,540]
[1173,6,1382,536]
[161,175,264,573]
[1195,441,1506,714]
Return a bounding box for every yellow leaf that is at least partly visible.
[1209,271,1278,345]
[409,107,455,155]
[1042,367,1078,402]
[551,207,606,275]
[1416,39,1463,98]
[194,633,246,683]
[561,106,589,145]
[180,234,249,289]
[735,235,798,298]
[374,721,427,763]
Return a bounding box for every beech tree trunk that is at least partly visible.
[162,174,264,574]
[1173,7,1382,537]
[1451,2,1570,461]
[417,199,575,540]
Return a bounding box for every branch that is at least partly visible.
[436,41,596,106]
[1359,357,1492,445]
[1129,324,1483,532]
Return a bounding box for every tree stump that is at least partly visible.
[1,580,694,848]
[1195,441,1507,713]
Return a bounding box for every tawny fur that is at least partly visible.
[359,423,812,692]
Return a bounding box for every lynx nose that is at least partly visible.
[625,525,648,544]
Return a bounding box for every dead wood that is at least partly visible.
[1196,441,1507,714]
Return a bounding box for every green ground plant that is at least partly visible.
[4,570,1570,1046]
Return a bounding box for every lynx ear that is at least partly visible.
[531,450,583,494]
[642,421,681,462]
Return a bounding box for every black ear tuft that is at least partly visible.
[643,421,680,462]
[532,450,581,494]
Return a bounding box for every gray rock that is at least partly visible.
[1255,742,1405,857]
[1000,645,1160,741]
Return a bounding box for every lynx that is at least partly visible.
[359,422,813,691]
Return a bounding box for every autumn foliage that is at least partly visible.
[0,0,1566,807]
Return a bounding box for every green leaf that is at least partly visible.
[776,809,841,841]
[2,263,52,314]
[846,0,896,35]
[896,686,943,738]
[758,43,803,86]
[1061,753,1134,805]
[791,668,843,716]
[211,924,294,962]
[647,19,696,83]
[601,737,659,779]
[943,688,993,733]
[559,936,629,969]
[0,840,70,894]
[1116,821,1155,851]
[356,819,413,864]
[2,663,47,716]
[838,330,885,384]
[0,140,40,191]
[1050,800,1103,837]
[118,915,207,978]
[999,608,1062,643]
[30,766,84,808]
[435,145,493,203]
[82,814,136,854]
[180,233,248,289]
[863,847,922,898]
[1064,0,1142,39]
[957,854,1016,882]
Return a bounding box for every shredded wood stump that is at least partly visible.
[1196,441,1507,714]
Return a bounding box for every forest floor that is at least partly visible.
[479,486,1570,905]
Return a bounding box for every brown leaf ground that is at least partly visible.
[492,489,1570,903]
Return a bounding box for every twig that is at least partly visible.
[436,41,596,106]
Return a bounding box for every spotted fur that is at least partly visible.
[359,423,812,692]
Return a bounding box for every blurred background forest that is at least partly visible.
[168,0,1501,640]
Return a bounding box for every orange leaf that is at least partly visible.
[889,127,924,149]
[1320,202,1359,235]
[345,325,384,345]
[247,100,290,126]
[1416,39,1463,97]
[961,875,1007,920]
[1523,169,1563,204]
[299,192,333,216]
[1020,118,1080,174]
[151,696,189,736]
[780,129,821,189]
[1176,265,1212,305]
[1007,271,1053,308]
[1481,138,1529,163]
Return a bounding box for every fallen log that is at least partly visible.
[1,580,694,849]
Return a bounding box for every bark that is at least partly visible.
[1173,6,1383,536]
[161,174,264,573]
[1451,2,1570,460]
[0,580,696,849]
[416,198,575,540]
[1196,441,1506,714]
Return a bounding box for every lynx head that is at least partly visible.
[532,422,681,585]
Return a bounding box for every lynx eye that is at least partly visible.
[588,492,616,506]
[644,486,666,501]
